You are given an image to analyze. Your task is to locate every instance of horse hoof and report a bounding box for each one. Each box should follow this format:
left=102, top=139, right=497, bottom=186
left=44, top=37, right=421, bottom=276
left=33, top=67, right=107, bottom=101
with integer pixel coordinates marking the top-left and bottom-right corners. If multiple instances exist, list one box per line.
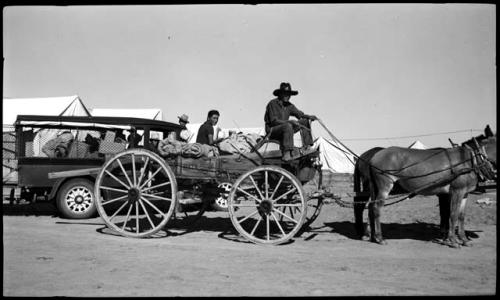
left=461, top=240, right=472, bottom=247
left=371, top=238, right=387, bottom=245
left=444, top=239, right=460, bottom=249
left=361, top=235, right=370, bottom=241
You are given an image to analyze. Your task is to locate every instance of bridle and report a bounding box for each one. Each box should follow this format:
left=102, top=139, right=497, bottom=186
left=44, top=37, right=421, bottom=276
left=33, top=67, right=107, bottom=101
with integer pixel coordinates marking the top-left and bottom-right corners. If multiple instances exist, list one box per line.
left=465, top=137, right=496, bottom=181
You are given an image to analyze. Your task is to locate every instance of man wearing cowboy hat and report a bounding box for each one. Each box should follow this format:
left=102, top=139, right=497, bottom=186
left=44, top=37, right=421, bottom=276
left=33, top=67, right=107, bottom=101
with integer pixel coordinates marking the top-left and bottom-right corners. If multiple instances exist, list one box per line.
left=177, top=113, right=193, bottom=142
left=264, top=82, right=317, bottom=161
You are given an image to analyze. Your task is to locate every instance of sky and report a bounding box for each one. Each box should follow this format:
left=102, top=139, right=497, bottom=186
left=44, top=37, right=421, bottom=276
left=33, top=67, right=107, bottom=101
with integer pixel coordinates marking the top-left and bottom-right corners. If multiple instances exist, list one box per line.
left=3, top=4, right=496, bottom=155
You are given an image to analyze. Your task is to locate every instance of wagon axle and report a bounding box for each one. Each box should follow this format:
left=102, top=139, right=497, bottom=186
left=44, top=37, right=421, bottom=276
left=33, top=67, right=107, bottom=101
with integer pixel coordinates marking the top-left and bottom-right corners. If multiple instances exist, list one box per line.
left=127, top=188, right=141, bottom=204
left=257, top=199, right=274, bottom=216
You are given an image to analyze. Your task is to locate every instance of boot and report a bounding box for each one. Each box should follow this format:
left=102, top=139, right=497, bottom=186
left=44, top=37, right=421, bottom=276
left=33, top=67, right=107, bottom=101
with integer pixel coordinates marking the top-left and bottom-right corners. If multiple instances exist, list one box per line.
left=282, top=150, right=293, bottom=161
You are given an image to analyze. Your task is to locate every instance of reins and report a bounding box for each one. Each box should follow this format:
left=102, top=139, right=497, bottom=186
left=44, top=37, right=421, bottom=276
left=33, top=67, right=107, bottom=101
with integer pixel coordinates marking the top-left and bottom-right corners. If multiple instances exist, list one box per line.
left=317, top=118, right=470, bottom=179
left=315, top=119, right=494, bottom=208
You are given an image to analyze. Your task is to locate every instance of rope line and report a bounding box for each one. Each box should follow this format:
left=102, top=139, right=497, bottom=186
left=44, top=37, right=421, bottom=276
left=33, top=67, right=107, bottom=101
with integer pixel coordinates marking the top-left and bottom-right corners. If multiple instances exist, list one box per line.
left=339, top=129, right=483, bottom=141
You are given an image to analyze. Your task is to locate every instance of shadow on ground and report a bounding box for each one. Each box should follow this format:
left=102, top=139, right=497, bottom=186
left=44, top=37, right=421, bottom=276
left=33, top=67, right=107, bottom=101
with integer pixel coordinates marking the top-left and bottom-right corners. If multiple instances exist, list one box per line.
left=322, top=221, right=480, bottom=242
left=2, top=201, right=59, bottom=217
left=4, top=202, right=481, bottom=244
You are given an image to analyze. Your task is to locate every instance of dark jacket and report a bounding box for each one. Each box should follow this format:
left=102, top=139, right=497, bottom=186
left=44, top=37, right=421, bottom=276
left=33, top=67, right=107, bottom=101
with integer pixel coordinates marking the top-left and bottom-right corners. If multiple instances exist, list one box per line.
left=264, top=98, right=305, bottom=133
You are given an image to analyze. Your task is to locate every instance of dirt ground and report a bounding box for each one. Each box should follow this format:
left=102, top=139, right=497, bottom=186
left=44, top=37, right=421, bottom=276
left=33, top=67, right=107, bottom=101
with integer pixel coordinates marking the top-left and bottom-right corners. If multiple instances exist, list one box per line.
left=3, top=189, right=496, bottom=296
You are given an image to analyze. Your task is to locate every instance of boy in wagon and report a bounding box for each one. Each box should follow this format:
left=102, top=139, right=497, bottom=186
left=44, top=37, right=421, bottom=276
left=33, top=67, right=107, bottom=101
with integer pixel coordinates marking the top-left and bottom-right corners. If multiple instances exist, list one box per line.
left=264, top=82, right=318, bottom=161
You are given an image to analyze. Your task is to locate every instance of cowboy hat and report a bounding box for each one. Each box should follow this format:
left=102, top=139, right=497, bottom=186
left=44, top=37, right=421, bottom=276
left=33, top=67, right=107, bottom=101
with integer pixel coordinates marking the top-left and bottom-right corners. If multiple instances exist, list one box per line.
left=273, top=82, right=299, bottom=97
left=177, top=114, right=189, bottom=123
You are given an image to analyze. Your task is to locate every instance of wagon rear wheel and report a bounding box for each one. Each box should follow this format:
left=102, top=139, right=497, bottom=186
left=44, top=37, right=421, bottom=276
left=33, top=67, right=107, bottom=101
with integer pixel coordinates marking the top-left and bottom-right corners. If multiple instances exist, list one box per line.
left=94, top=149, right=177, bottom=238
left=228, top=165, right=307, bottom=245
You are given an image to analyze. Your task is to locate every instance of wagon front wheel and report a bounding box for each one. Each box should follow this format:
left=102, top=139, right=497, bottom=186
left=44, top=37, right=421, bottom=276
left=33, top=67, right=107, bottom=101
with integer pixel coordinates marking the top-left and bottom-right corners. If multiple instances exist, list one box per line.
left=228, top=165, right=307, bottom=245
left=95, top=149, right=177, bottom=238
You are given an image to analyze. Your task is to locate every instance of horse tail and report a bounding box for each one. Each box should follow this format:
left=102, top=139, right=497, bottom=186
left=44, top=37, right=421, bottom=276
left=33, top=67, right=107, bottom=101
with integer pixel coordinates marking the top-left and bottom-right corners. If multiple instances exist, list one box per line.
left=354, top=147, right=384, bottom=194
left=353, top=159, right=362, bottom=193
left=353, top=154, right=370, bottom=239
left=367, top=163, right=379, bottom=201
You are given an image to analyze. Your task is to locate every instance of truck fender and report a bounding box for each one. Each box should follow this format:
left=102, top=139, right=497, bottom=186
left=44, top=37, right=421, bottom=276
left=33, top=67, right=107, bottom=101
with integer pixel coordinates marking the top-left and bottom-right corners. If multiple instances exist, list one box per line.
left=48, top=178, right=66, bottom=200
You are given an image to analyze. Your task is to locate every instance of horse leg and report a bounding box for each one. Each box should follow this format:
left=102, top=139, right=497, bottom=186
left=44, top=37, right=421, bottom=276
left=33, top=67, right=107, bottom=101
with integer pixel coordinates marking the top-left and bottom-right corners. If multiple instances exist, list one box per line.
left=367, top=179, right=378, bottom=243
left=457, top=193, right=471, bottom=246
left=371, top=194, right=388, bottom=245
left=368, top=180, right=391, bottom=245
left=438, top=194, right=450, bottom=240
left=445, top=189, right=466, bottom=248
left=354, top=195, right=369, bottom=240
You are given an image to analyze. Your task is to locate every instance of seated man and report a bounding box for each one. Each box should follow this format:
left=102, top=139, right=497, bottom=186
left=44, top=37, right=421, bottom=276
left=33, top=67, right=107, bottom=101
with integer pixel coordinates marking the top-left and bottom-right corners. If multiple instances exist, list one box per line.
left=196, top=109, right=225, bottom=146
left=177, top=113, right=194, bottom=143
left=127, top=126, right=143, bottom=149
left=264, top=82, right=317, bottom=161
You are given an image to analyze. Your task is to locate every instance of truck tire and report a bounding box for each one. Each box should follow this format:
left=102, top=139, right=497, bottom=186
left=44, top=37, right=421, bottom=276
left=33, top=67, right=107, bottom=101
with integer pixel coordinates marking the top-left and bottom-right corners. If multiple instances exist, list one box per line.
left=57, top=178, right=97, bottom=219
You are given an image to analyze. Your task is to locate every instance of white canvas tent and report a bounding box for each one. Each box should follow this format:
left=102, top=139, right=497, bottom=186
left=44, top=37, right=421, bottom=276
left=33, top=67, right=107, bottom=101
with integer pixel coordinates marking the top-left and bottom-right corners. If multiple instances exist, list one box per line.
left=3, top=95, right=91, bottom=131
left=185, top=125, right=268, bottom=144
left=91, top=108, right=163, bottom=120
left=313, top=137, right=355, bottom=173
left=408, top=140, right=427, bottom=149
left=3, top=95, right=91, bottom=185
left=184, top=123, right=202, bottom=143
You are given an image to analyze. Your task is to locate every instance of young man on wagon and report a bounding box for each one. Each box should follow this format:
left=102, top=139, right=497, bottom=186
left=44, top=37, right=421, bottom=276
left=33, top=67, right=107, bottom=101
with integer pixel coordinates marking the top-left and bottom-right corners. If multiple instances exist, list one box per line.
left=264, top=82, right=318, bottom=161
left=196, top=109, right=225, bottom=146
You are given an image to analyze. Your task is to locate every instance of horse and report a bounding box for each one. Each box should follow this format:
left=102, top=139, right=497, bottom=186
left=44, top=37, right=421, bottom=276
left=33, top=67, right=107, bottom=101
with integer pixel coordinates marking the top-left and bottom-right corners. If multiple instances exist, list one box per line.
left=353, top=130, right=496, bottom=248
left=353, top=146, right=455, bottom=241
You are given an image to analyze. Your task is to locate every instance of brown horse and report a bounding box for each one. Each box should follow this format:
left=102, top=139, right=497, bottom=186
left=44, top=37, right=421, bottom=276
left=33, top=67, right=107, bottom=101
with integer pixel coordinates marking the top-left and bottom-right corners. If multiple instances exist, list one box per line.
left=353, top=132, right=496, bottom=248
left=353, top=146, right=453, bottom=241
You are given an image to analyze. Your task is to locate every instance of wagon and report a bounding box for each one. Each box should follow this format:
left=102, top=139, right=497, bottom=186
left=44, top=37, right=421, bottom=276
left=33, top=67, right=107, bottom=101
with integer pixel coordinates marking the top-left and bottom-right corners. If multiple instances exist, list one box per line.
left=12, top=114, right=329, bottom=244
left=93, top=129, right=328, bottom=245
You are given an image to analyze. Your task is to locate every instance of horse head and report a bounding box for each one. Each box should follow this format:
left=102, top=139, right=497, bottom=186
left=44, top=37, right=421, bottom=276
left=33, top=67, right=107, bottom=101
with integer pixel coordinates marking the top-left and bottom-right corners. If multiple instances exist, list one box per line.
left=482, top=135, right=496, bottom=167
left=474, top=135, right=496, bottom=180
left=461, top=125, right=492, bottom=146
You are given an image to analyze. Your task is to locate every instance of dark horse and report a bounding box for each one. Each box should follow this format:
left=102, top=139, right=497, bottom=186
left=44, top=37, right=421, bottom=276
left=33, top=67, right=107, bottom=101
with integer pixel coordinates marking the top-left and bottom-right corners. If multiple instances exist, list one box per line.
left=353, top=127, right=496, bottom=248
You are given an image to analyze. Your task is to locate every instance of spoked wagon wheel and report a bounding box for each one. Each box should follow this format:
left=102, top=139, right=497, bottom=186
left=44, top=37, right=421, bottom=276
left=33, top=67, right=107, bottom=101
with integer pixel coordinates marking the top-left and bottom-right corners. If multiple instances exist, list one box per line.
left=300, top=197, right=324, bottom=232
left=94, top=149, right=177, bottom=238
left=298, top=173, right=325, bottom=234
left=228, top=165, right=307, bottom=245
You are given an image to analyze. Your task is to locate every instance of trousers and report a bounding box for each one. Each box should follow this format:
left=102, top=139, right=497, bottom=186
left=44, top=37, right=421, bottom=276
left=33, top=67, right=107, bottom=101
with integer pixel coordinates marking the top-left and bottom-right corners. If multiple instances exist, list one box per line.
left=267, top=118, right=313, bottom=152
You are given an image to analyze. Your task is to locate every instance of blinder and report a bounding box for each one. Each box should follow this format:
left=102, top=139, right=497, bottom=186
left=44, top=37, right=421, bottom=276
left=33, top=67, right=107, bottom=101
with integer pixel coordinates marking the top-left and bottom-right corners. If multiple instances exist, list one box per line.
left=470, top=137, right=496, bottom=181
